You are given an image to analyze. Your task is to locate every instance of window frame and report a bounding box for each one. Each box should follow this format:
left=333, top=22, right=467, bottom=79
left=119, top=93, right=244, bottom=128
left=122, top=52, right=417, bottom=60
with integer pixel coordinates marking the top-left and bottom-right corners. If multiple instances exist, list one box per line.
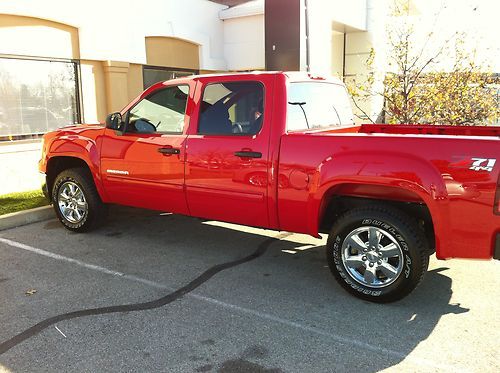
left=124, top=84, right=190, bottom=135
left=197, top=80, right=266, bottom=137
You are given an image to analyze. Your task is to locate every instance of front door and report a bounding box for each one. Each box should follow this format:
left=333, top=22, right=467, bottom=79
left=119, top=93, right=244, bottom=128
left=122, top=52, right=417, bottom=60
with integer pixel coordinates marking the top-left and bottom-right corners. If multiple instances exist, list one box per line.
left=185, top=78, right=272, bottom=227
left=100, top=83, right=193, bottom=214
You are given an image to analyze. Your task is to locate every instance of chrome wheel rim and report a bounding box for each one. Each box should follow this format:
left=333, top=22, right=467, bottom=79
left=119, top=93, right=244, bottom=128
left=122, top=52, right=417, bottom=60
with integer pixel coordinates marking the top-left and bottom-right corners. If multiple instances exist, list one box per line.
left=57, top=181, right=87, bottom=224
left=341, top=226, right=404, bottom=288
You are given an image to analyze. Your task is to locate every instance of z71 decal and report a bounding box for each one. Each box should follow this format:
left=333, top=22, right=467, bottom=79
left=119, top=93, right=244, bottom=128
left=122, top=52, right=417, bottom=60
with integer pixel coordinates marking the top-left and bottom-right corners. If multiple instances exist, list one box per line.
left=470, top=158, right=496, bottom=172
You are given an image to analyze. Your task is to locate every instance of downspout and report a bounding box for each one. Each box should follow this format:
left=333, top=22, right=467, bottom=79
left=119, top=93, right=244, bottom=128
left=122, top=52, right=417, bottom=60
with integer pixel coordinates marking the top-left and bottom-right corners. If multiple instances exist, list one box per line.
left=305, top=0, right=310, bottom=72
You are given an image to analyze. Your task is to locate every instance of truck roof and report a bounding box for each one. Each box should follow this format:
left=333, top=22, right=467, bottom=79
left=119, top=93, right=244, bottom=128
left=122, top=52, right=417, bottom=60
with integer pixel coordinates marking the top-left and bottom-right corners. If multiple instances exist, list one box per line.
left=160, top=71, right=344, bottom=85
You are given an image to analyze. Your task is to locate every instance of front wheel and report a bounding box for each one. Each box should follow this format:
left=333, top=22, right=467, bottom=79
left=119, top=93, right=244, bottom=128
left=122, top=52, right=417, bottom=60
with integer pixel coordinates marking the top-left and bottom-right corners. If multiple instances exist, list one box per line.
left=326, top=205, right=429, bottom=303
left=52, top=168, right=107, bottom=232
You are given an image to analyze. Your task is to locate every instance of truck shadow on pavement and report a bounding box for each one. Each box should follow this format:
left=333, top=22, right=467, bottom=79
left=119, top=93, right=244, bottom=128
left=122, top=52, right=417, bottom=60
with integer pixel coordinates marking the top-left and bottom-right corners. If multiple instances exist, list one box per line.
left=265, top=242, right=470, bottom=372
left=0, top=206, right=469, bottom=372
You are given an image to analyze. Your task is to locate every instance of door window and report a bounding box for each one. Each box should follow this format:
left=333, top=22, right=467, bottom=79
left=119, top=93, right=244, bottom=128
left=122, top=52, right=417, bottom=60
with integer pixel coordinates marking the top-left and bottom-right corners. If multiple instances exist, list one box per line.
left=127, top=85, right=189, bottom=134
left=198, top=81, right=264, bottom=135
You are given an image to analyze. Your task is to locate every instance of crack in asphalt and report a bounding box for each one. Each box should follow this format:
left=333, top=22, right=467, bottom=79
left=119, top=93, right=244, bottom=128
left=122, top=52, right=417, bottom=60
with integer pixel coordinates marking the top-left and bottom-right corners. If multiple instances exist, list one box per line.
left=0, top=233, right=290, bottom=355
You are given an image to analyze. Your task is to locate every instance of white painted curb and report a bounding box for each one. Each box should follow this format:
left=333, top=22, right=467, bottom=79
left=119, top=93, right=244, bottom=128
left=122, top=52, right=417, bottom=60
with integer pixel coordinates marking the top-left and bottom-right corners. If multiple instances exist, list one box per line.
left=0, top=205, right=54, bottom=231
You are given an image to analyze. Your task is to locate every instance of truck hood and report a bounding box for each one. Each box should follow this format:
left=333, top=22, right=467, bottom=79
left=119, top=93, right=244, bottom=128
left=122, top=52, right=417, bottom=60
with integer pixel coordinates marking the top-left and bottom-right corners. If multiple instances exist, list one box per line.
left=54, top=123, right=105, bottom=135
left=42, top=124, right=106, bottom=149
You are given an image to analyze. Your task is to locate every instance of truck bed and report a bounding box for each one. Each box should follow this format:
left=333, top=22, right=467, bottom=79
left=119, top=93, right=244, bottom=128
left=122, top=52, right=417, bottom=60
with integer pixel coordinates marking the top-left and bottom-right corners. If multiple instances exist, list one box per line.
left=359, top=124, right=500, bottom=137
left=320, top=124, right=500, bottom=137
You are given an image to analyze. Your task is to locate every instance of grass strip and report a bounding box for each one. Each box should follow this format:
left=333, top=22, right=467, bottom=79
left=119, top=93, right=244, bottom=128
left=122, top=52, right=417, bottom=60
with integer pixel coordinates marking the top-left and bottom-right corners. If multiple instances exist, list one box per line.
left=0, top=190, right=48, bottom=216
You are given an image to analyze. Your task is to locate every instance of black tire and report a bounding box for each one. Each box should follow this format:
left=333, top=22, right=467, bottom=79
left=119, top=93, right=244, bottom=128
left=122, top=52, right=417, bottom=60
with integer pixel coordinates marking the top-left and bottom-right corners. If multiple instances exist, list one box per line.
left=52, top=168, right=107, bottom=232
left=326, top=204, right=429, bottom=303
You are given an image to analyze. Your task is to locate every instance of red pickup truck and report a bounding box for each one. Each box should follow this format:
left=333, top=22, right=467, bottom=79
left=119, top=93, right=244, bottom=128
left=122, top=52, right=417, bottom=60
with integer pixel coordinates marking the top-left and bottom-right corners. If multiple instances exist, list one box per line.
left=39, top=72, right=500, bottom=302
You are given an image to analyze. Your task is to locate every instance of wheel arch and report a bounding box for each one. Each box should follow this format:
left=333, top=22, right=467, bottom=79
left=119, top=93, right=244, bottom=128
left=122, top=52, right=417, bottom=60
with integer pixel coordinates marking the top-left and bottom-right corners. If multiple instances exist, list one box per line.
left=46, top=155, right=106, bottom=202
left=317, top=183, right=438, bottom=255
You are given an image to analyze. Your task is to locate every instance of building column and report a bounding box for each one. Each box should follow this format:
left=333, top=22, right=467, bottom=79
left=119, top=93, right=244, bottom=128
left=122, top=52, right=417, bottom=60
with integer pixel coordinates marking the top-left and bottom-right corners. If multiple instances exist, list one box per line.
left=103, top=61, right=130, bottom=113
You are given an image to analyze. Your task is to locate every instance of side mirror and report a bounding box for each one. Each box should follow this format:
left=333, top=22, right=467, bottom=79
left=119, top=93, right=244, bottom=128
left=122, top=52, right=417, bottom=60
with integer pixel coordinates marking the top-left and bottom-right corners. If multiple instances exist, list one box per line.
left=105, top=112, right=123, bottom=131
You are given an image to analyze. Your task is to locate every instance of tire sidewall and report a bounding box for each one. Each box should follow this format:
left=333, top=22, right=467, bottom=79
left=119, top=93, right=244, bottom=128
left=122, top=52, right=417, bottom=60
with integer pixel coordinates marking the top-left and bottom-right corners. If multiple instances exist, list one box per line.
left=327, top=211, right=424, bottom=301
left=52, top=173, right=90, bottom=230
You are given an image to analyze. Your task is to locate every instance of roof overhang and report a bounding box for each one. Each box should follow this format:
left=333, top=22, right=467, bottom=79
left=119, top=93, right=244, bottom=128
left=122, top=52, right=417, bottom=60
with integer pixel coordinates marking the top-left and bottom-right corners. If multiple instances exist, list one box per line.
left=219, top=0, right=264, bottom=20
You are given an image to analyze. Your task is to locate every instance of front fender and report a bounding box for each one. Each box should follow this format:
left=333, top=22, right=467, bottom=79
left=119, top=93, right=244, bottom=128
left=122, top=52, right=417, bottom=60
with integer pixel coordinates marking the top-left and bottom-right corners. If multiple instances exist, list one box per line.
left=44, top=134, right=108, bottom=202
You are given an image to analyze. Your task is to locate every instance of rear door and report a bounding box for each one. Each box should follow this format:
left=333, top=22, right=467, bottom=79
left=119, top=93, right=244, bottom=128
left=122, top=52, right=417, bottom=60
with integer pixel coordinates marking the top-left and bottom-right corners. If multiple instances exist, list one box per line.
left=100, top=82, right=194, bottom=214
left=185, top=76, right=274, bottom=227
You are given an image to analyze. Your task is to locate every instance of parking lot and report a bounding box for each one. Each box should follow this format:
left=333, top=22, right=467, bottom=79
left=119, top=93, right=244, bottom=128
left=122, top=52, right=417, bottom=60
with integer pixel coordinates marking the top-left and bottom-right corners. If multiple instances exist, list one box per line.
left=0, top=206, right=498, bottom=372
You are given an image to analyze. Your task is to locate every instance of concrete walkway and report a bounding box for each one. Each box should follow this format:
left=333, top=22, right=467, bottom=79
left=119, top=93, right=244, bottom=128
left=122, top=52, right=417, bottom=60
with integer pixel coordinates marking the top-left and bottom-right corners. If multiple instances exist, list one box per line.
left=0, top=140, right=42, bottom=195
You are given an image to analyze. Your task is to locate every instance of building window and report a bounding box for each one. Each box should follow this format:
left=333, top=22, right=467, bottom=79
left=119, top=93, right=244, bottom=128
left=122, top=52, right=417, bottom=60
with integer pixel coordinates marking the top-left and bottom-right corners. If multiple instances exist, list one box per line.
left=0, top=56, right=80, bottom=141
left=143, top=66, right=197, bottom=90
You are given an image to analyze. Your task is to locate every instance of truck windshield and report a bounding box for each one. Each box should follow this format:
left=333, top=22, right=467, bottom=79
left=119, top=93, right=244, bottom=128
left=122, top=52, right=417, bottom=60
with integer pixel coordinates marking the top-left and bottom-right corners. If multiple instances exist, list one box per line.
left=287, top=82, right=354, bottom=131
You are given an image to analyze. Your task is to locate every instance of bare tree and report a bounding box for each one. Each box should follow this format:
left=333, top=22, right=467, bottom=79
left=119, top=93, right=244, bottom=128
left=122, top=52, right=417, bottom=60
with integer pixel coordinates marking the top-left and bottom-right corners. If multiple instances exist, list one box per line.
left=348, top=0, right=499, bottom=125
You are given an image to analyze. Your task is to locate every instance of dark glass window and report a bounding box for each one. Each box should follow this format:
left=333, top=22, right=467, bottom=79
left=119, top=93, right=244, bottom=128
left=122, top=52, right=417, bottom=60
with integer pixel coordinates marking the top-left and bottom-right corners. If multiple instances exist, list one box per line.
left=0, top=57, right=79, bottom=139
left=128, top=85, right=189, bottom=134
left=287, top=82, right=353, bottom=131
left=143, top=66, right=196, bottom=89
left=198, top=81, right=264, bottom=135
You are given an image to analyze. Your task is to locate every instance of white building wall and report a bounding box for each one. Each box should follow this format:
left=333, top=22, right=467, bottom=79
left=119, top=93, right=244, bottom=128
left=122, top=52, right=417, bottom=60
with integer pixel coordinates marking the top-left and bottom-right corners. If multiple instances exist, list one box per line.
left=0, top=0, right=228, bottom=70
left=223, top=15, right=265, bottom=70
left=323, top=0, right=368, bottom=31
left=330, top=31, right=344, bottom=77
left=219, top=0, right=367, bottom=73
left=344, top=0, right=389, bottom=122
left=220, top=0, right=265, bottom=71
left=306, top=0, right=367, bottom=76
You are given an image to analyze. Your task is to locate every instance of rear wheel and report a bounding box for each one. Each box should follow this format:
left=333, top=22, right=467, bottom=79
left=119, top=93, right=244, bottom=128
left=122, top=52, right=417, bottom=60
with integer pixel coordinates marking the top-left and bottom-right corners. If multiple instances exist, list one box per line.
left=52, top=168, right=107, bottom=232
left=326, top=204, right=429, bottom=303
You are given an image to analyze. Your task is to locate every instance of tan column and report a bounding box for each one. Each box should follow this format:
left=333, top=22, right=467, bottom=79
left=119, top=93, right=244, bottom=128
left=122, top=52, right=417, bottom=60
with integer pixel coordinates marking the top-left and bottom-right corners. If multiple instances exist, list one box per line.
left=103, top=61, right=130, bottom=113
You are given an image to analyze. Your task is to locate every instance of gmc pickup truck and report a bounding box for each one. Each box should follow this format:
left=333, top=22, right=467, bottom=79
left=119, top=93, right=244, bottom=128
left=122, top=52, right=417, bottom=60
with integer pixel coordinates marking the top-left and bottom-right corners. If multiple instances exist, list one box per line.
left=39, top=72, right=500, bottom=302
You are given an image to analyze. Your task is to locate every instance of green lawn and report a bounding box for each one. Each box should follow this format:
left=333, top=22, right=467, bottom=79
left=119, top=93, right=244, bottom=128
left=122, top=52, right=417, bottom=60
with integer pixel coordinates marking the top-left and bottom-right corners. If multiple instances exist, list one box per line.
left=0, top=190, right=49, bottom=216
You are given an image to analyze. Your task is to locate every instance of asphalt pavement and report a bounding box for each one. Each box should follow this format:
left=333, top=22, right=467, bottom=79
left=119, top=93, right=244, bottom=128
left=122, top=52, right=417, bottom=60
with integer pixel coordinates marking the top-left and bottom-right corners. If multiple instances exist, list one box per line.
left=0, top=206, right=498, bottom=372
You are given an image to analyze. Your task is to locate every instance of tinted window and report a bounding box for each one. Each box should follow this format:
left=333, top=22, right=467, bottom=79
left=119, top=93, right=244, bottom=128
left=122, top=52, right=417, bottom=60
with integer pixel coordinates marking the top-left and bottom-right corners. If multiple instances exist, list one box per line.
left=128, top=85, right=189, bottom=134
left=198, top=81, right=264, bottom=135
left=143, top=67, right=196, bottom=89
left=287, top=82, right=353, bottom=131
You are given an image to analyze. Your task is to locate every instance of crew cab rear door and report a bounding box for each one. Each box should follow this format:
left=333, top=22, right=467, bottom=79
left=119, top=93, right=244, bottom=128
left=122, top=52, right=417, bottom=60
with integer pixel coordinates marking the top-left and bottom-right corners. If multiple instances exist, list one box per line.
left=100, top=81, right=195, bottom=214
left=185, top=75, right=274, bottom=227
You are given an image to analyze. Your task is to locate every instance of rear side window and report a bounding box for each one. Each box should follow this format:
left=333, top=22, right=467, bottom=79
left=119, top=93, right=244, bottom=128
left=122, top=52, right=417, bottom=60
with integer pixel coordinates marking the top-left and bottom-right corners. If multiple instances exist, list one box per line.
left=287, top=82, right=353, bottom=131
left=198, top=81, right=264, bottom=135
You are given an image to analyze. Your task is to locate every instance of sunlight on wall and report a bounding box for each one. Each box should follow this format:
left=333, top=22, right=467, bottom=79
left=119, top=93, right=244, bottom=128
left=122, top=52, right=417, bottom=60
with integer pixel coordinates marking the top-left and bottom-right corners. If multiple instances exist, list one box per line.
left=0, top=364, right=13, bottom=372
left=0, top=15, right=79, bottom=59
left=0, top=26, right=73, bottom=58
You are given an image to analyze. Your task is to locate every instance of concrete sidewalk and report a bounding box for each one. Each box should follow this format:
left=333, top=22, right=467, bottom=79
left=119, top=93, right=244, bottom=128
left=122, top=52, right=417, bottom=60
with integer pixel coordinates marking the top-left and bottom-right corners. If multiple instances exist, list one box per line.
left=0, top=140, right=42, bottom=195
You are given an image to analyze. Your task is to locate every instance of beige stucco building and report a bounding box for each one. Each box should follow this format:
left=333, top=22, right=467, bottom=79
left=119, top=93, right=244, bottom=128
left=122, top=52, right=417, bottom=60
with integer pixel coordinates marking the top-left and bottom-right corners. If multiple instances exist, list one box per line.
left=0, top=0, right=370, bottom=140
left=1, top=0, right=497, bottom=141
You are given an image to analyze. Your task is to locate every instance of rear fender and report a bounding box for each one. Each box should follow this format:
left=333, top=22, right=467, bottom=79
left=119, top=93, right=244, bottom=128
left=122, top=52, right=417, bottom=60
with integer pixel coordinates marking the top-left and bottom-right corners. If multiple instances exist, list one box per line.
left=311, top=151, right=450, bottom=256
